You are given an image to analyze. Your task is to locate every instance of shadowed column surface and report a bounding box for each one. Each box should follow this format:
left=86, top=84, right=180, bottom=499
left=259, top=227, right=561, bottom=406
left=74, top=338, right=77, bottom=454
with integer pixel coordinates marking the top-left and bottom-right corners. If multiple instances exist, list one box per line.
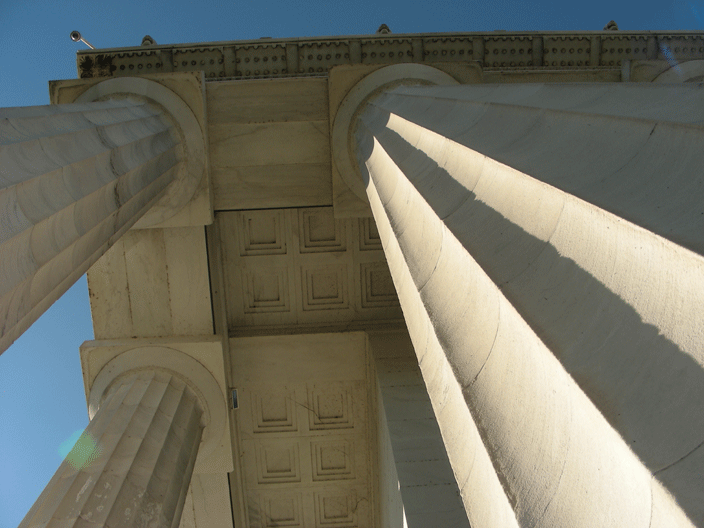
left=355, top=83, right=704, bottom=527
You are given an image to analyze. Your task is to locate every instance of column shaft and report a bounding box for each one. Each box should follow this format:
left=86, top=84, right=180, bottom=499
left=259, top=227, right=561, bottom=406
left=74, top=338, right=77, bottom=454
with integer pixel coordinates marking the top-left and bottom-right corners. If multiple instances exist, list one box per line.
left=0, top=98, right=182, bottom=354
left=19, top=370, right=203, bottom=528
left=355, top=83, right=704, bottom=527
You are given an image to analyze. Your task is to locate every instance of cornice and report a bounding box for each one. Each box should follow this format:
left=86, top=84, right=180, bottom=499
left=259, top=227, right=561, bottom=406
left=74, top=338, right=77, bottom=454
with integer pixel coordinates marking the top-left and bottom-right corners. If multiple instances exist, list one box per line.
left=76, top=31, right=704, bottom=80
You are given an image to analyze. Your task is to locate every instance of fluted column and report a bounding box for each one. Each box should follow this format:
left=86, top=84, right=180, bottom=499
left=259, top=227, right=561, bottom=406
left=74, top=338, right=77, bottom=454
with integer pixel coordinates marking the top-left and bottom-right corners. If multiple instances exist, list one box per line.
left=354, top=83, right=704, bottom=527
left=0, top=97, right=183, bottom=354
left=19, top=370, right=203, bottom=528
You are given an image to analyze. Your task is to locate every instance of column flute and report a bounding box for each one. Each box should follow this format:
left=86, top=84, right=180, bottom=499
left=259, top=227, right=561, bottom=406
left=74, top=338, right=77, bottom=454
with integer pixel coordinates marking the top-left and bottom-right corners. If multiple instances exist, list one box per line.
left=343, top=74, right=704, bottom=527
left=0, top=81, right=198, bottom=355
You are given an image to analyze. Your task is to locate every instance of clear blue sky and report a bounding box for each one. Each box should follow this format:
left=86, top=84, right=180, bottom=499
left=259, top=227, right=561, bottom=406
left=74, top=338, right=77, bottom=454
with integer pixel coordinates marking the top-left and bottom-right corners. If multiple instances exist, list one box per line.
left=0, top=0, right=701, bottom=526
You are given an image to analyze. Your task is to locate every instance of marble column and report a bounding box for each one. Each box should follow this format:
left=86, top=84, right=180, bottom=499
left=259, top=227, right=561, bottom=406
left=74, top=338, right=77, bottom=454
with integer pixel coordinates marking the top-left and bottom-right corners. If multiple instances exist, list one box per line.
left=19, top=370, right=203, bottom=528
left=355, top=83, right=704, bottom=527
left=0, top=97, right=182, bottom=354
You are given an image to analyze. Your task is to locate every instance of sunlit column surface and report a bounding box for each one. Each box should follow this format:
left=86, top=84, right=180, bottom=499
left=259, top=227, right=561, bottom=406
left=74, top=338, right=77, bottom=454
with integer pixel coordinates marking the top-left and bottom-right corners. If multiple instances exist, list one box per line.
left=19, top=370, right=203, bottom=528
left=355, top=83, right=704, bottom=527
left=0, top=98, right=182, bottom=354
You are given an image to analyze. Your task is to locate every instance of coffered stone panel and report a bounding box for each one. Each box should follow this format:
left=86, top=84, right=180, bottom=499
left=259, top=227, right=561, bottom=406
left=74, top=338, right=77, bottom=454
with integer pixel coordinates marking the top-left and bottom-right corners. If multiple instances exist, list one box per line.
left=358, top=218, right=382, bottom=251
left=360, top=262, right=398, bottom=308
left=217, top=207, right=402, bottom=335
left=311, top=438, right=356, bottom=481
left=299, top=208, right=346, bottom=253
left=243, top=268, right=290, bottom=314
left=314, top=490, right=360, bottom=527
left=250, top=390, right=299, bottom=433
left=303, top=265, right=349, bottom=311
left=230, top=333, right=375, bottom=528
left=255, top=440, right=302, bottom=484
left=308, top=383, right=355, bottom=431
left=238, top=210, right=288, bottom=256
left=255, top=492, right=304, bottom=527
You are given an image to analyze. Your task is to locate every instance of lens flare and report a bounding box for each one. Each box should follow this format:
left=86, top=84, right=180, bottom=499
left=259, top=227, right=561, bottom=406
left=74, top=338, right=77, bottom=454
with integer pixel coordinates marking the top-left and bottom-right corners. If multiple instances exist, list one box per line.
left=659, top=44, right=683, bottom=79
left=58, top=429, right=102, bottom=470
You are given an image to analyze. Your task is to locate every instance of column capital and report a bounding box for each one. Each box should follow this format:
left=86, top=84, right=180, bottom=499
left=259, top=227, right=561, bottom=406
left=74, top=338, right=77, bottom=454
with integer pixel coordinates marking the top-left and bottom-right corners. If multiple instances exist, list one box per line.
left=80, top=335, right=232, bottom=474
left=331, top=64, right=458, bottom=204
left=51, top=72, right=211, bottom=228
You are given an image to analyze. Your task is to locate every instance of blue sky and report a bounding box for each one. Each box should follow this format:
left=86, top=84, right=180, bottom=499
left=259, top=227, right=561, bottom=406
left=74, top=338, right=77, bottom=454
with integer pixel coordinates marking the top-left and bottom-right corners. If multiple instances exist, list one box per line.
left=0, top=0, right=701, bottom=526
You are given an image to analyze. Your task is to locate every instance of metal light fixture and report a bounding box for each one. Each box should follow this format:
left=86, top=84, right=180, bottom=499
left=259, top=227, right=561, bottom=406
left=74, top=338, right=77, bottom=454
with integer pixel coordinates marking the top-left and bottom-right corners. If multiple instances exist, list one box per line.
left=70, top=31, right=95, bottom=49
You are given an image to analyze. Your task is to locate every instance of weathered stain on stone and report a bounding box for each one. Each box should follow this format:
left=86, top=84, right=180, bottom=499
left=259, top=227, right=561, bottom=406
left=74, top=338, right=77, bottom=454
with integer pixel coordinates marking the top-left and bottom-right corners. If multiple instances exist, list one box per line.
left=79, top=54, right=116, bottom=78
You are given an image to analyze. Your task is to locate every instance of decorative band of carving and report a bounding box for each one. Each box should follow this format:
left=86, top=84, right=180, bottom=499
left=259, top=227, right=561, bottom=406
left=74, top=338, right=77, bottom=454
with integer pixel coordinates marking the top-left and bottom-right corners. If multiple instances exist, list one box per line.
left=76, top=32, right=704, bottom=80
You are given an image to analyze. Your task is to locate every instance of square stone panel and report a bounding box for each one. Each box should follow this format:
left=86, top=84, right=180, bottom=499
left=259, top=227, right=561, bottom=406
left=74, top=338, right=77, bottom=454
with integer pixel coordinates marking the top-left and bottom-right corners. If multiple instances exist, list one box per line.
left=239, top=210, right=287, bottom=256
left=311, top=438, right=355, bottom=481
left=358, top=218, right=381, bottom=251
left=250, top=492, right=304, bottom=528
left=302, top=265, right=348, bottom=310
left=265, top=494, right=302, bottom=527
left=256, top=441, right=301, bottom=484
left=314, top=490, right=358, bottom=527
left=360, top=261, right=398, bottom=308
left=231, top=337, right=373, bottom=528
left=299, top=207, right=346, bottom=253
left=251, top=390, right=298, bottom=433
left=308, top=384, right=354, bottom=431
left=243, top=269, right=290, bottom=313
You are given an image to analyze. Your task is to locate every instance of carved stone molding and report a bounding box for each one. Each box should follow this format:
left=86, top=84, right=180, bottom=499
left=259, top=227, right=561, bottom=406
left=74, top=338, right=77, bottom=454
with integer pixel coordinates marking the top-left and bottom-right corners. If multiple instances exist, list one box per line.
left=76, top=32, right=704, bottom=81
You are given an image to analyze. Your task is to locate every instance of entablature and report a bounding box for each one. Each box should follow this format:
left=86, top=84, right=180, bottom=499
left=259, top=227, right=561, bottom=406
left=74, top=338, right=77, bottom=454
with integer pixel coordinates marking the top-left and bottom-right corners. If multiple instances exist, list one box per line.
left=76, top=30, right=704, bottom=80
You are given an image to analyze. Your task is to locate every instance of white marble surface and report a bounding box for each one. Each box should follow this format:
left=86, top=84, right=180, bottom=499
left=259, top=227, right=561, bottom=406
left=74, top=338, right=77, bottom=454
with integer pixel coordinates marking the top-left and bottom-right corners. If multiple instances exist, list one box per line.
left=0, top=97, right=181, bottom=355
left=19, top=371, right=203, bottom=528
left=356, top=82, right=704, bottom=527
